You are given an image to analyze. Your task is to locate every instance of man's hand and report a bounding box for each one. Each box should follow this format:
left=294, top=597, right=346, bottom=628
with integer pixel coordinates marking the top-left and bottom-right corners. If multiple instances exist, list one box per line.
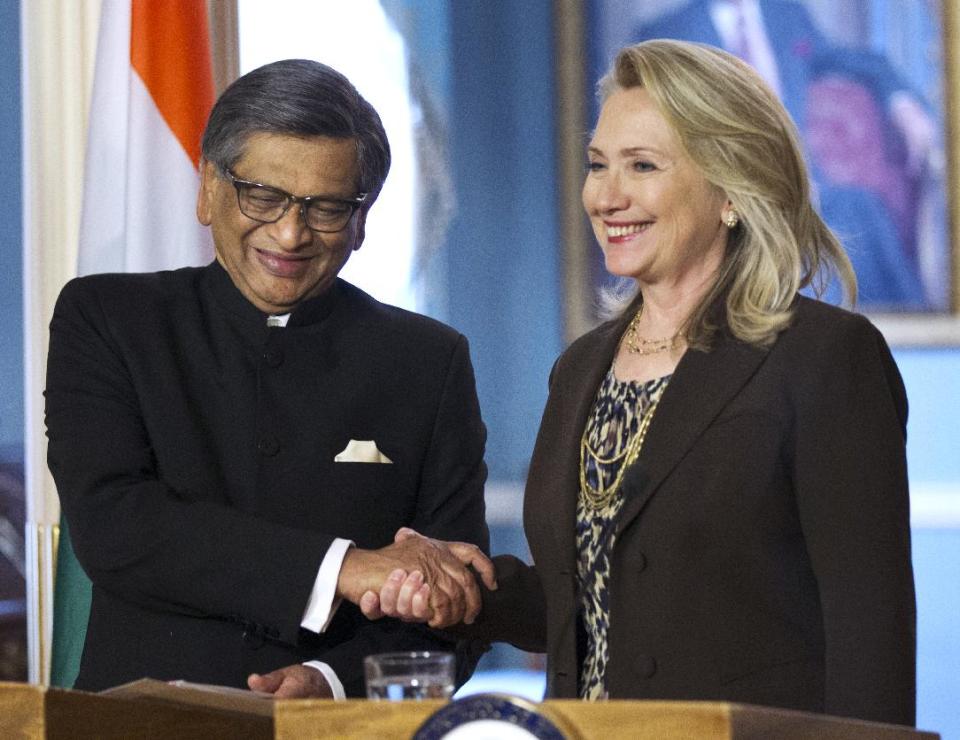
left=337, top=528, right=494, bottom=628
left=247, top=664, right=333, bottom=698
left=358, top=528, right=497, bottom=629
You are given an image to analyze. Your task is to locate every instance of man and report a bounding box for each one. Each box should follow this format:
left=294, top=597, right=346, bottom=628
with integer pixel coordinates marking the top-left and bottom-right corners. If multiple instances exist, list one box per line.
left=631, top=0, right=934, bottom=172
left=45, top=59, right=492, bottom=699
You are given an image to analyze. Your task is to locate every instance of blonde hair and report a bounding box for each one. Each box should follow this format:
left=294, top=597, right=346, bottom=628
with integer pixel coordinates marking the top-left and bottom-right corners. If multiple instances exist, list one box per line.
left=597, top=40, right=855, bottom=348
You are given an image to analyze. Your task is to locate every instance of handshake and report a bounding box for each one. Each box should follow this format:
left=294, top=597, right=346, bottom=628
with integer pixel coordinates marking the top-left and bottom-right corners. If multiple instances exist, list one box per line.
left=247, top=529, right=496, bottom=698
left=338, top=527, right=497, bottom=628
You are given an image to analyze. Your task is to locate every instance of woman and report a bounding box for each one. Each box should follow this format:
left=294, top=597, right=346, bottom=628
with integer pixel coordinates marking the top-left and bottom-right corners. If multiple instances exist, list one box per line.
left=367, top=40, right=915, bottom=725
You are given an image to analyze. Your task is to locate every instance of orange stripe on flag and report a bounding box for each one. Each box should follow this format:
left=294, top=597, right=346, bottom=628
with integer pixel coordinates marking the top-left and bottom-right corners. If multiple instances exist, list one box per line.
left=131, top=0, right=215, bottom=169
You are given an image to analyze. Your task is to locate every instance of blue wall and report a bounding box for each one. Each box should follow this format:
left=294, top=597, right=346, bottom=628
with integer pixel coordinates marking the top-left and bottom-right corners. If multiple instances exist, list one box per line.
left=895, top=348, right=960, bottom=484
left=895, top=348, right=960, bottom=739
left=912, top=528, right=960, bottom=739
left=0, top=0, right=22, bottom=456
left=0, top=0, right=25, bottom=686
left=443, top=0, right=563, bottom=480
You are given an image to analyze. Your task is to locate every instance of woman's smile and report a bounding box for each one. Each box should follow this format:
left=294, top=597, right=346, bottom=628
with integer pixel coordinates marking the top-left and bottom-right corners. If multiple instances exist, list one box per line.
left=604, top=220, right=653, bottom=242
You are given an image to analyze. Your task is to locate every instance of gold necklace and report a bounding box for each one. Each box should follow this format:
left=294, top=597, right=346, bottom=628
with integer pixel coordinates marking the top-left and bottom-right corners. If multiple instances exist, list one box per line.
left=623, top=307, right=680, bottom=355
left=579, top=396, right=660, bottom=511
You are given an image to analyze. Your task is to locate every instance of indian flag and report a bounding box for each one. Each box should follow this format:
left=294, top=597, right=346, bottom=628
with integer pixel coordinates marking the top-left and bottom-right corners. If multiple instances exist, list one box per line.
left=52, top=0, right=215, bottom=688
left=77, top=0, right=215, bottom=274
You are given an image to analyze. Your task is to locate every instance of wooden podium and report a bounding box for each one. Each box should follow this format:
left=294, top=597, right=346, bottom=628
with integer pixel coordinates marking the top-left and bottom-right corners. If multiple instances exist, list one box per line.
left=273, top=699, right=941, bottom=740
left=0, top=681, right=269, bottom=739
left=0, top=681, right=940, bottom=739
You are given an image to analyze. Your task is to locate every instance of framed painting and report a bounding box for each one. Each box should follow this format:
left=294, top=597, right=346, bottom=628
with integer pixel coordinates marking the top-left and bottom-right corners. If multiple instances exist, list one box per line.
left=557, top=0, right=960, bottom=344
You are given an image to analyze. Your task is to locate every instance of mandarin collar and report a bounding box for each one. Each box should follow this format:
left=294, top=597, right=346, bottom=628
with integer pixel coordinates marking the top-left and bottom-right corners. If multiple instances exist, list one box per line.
left=203, top=260, right=343, bottom=329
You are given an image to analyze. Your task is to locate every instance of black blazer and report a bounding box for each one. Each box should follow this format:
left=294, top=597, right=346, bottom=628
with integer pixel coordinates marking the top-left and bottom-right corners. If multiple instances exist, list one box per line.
left=474, top=297, right=915, bottom=725
left=45, top=262, right=489, bottom=695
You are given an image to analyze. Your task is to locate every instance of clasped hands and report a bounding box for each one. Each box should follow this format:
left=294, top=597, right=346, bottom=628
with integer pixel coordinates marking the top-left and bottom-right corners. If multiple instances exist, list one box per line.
left=340, top=527, right=497, bottom=628
left=246, top=528, right=493, bottom=698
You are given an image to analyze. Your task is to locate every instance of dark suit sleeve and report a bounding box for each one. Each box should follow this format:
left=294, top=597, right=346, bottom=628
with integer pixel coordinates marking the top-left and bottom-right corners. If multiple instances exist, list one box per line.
left=407, top=335, right=489, bottom=548
left=46, top=279, right=336, bottom=645
left=789, top=315, right=915, bottom=725
left=459, top=555, right=546, bottom=652
left=311, top=334, right=491, bottom=693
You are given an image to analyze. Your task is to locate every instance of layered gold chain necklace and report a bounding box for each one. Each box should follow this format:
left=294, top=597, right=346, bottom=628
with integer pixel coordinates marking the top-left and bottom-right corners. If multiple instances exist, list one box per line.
left=623, top=305, right=680, bottom=355
left=579, top=307, right=674, bottom=510
left=579, top=395, right=660, bottom=511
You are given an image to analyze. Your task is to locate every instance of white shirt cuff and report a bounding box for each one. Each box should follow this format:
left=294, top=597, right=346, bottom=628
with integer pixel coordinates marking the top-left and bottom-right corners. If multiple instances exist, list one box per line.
left=300, top=538, right=354, bottom=633
left=303, top=660, right=347, bottom=700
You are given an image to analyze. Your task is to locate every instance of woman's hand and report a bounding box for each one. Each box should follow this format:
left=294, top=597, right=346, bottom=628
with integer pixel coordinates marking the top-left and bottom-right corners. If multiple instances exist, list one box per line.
left=359, top=528, right=497, bottom=628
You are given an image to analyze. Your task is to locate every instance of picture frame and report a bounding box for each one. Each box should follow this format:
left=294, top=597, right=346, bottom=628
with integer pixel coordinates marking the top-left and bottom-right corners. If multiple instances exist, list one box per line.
left=557, top=1, right=960, bottom=345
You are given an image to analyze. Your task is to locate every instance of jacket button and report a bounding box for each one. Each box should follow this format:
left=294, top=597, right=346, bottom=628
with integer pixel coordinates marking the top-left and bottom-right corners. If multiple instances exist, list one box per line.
left=637, top=655, right=657, bottom=678
left=263, top=349, right=284, bottom=367
left=636, top=553, right=647, bottom=572
left=242, top=627, right=265, bottom=649
left=258, top=437, right=280, bottom=456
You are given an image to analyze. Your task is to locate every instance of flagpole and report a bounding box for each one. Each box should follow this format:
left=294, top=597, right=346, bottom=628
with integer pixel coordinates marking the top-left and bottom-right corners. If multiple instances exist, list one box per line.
left=208, top=0, right=240, bottom=95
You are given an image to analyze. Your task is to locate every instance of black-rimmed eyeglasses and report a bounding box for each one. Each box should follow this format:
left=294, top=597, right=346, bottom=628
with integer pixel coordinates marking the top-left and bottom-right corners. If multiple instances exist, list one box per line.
left=222, top=168, right=367, bottom=233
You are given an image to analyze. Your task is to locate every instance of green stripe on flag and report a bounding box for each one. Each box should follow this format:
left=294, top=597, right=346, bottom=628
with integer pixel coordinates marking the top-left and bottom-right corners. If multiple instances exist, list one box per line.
left=50, top=517, right=91, bottom=688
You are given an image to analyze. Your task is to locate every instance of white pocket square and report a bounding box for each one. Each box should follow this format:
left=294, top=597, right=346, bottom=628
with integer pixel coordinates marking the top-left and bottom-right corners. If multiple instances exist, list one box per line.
left=334, top=439, right=393, bottom=464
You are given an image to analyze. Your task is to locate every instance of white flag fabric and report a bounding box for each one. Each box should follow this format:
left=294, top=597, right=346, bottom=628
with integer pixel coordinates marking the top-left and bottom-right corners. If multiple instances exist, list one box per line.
left=78, top=0, right=215, bottom=276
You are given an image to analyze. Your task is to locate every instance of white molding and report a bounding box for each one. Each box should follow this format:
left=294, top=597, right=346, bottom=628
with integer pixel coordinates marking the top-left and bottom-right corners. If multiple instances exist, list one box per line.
left=485, top=480, right=960, bottom=529
left=872, top=315, right=960, bottom=348
left=910, top=484, right=960, bottom=529
left=484, top=482, right=525, bottom=525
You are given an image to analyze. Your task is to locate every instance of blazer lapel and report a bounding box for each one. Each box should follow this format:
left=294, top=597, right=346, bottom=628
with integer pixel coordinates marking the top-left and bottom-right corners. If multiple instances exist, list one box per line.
left=547, top=319, right=627, bottom=562
left=615, top=334, right=770, bottom=536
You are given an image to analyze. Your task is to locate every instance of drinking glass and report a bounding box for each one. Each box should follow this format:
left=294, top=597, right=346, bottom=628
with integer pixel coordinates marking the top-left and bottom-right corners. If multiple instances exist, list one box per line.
left=364, top=651, right=455, bottom=701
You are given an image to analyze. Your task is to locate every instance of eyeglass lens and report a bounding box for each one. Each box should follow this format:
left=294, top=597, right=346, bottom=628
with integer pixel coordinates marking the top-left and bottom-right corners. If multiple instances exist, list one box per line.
left=235, top=181, right=358, bottom=233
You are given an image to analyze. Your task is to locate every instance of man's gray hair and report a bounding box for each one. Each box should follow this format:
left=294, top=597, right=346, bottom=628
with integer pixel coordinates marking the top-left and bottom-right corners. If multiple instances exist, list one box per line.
left=201, top=58, right=391, bottom=202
